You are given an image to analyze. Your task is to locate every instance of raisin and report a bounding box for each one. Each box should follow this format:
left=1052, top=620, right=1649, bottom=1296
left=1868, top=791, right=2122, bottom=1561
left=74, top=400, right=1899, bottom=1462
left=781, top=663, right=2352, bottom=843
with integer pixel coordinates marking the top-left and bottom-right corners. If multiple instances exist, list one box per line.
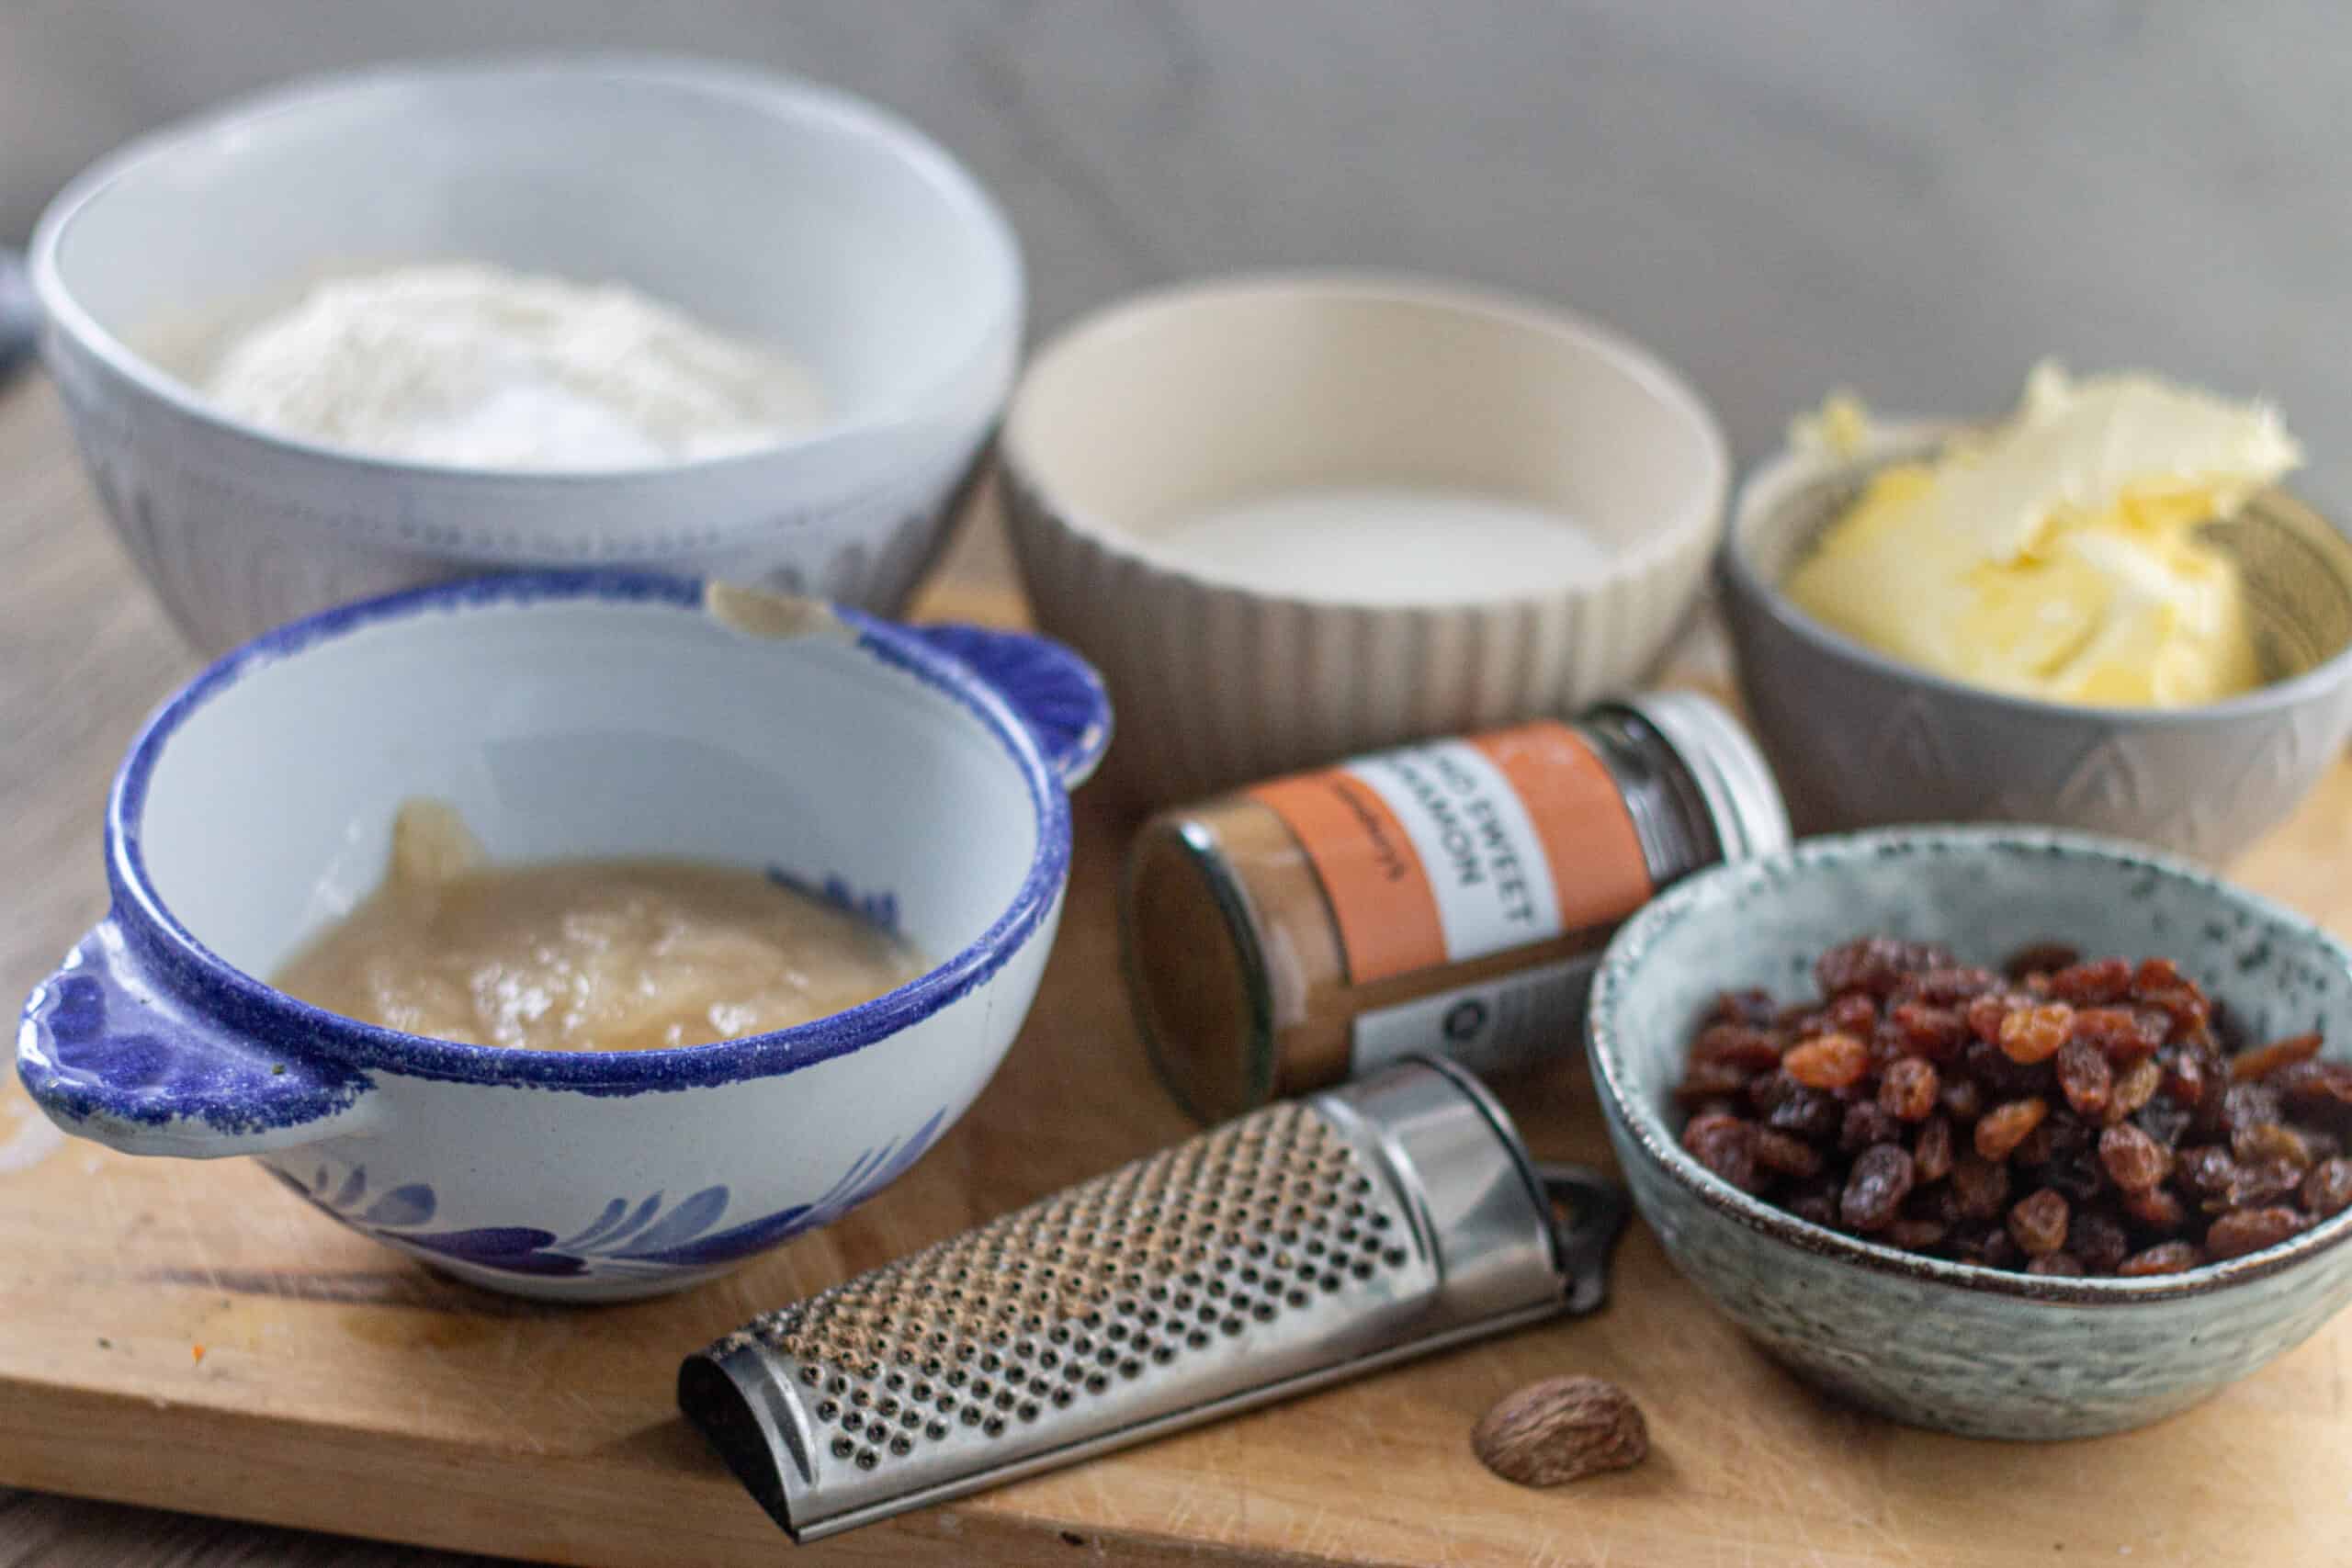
left=2068, top=1208, right=2130, bottom=1273
left=1816, top=937, right=1954, bottom=999
left=1913, top=1114, right=1956, bottom=1183
left=2138, top=1096, right=2195, bottom=1149
left=1711, top=988, right=1780, bottom=1028
left=1998, top=1003, right=2075, bottom=1064
left=1888, top=1001, right=1969, bottom=1063
left=1887, top=1215, right=1949, bottom=1249
left=1753, top=1128, right=1824, bottom=1179
left=1876, top=1057, right=1939, bottom=1122
left=2120, top=1184, right=2186, bottom=1232
left=1901, top=967, right=2005, bottom=1007
left=2117, top=1241, right=2202, bottom=1276
left=1940, top=1076, right=1985, bottom=1123
left=1974, top=1098, right=2049, bottom=1160
left=1962, top=1037, right=2050, bottom=1099
left=2040, top=1149, right=2109, bottom=1205
left=2232, top=1121, right=2312, bottom=1171
left=2047, top=958, right=2132, bottom=1005
left=2007, top=1188, right=2071, bottom=1256
left=1840, top=1144, right=1915, bottom=1233
left=2175, top=1145, right=2240, bottom=1205
left=1782, top=1032, right=1870, bottom=1090
left=2272, top=1059, right=2352, bottom=1111
left=2231, top=1032, right=2324, bottom=1082
left=2105, top=1058, right=2162, bottom=1124
left=2303, top=1158, right=2352, bottom=1219
left=1690, top=1023, right=1786, bottom=1073
left=1951, top=1153, right=2012, bottom=1220
left=2221, top=1082, right=2284, bottom=1135
left=2133, top=956, right=2189, bottom=992
left=1763, top=1083, right=1843, bottom=1142
left=1674, top=1059, right=1752, bottom=1104
left=2027, top=1251, right=2085, bottom=1277
left=2051, top=1040, right=2112, bottom=1119
left=1784, top=1179, right=1839, bottom=1229
left=2163, top=1051, right=2212, bottom=1110
left=1974, top=1229, right=2023, bottom=1270
left=2205, top=1207, right=2304, bottom=1260
left=1827, top=993, right=1880, bottom=1036
left=1840, top=1100, right=1902, bottom=1153
left=2070, top=1007, right=2164, bottom=1064
left=1965, top=994, right=2011, bottom=1046
left=1681, top=1114, right=1758, bottom=1192
left=2139, top=986, right=2211, bottom=1032
left=2003, top=942, right=2081, bottom=981
left=2098, top=1122, right=2170, bottom=1192
left=2228, top=1156, right=2306, bottom=1210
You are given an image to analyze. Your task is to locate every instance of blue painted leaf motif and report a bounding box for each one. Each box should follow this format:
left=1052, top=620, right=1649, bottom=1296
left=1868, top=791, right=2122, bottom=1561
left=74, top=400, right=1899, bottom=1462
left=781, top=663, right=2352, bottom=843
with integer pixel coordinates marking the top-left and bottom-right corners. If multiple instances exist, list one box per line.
left=258, top=1108, right=948, bottom=1280
left=395, top=1227, right=585, bottom=1277
left=554, top=1197, right=631, bottom=1251
left=358, top=1183, right=435, bottom=1228
left=618, top=1109, right=948, bottom=1268
left=599, top=1191, right=667, bottom=1250
left=616, top=1186, right=729, bottom=1255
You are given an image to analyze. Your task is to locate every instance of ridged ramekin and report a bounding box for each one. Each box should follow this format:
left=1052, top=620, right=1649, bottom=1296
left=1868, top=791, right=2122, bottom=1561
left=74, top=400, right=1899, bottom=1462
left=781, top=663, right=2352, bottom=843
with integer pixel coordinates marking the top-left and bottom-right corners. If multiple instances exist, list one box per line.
left=1000, top=274, right=1727, bottom=802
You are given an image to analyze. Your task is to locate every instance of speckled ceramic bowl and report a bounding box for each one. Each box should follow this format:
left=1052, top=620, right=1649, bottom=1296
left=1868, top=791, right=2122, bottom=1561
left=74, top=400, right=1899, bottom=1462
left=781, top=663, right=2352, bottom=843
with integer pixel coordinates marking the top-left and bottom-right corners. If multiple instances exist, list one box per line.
left=1722, top=423, right=2352, bottom=863
left=1586, top=826, right=2352, bottom=1439
left=31, top=58, right=1023, bottom=654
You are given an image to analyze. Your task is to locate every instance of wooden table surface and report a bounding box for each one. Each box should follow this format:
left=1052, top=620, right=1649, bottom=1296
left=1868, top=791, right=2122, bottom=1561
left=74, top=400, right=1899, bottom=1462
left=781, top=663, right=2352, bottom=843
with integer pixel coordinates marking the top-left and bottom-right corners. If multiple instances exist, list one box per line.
left=9, top=363, right=2352, bottom=1568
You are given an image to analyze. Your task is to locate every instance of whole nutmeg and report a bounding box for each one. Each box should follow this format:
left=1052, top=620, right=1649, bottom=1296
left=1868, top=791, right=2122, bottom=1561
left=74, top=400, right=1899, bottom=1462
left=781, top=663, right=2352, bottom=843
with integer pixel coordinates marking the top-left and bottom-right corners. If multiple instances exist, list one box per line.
left=1472, top=1375, right=1648, bottom=1487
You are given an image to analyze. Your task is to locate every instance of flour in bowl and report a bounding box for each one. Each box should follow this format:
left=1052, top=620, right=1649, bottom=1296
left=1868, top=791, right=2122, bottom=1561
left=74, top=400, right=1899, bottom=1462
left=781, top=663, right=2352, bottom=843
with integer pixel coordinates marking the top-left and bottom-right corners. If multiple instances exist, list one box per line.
left=202, top=263, right=831, bottom=469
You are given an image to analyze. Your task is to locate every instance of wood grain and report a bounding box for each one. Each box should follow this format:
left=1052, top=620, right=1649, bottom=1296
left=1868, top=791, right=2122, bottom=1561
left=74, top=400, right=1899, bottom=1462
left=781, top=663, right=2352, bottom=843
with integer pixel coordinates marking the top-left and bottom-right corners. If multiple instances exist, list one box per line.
left=6, top=367, right=2352, bottom=1566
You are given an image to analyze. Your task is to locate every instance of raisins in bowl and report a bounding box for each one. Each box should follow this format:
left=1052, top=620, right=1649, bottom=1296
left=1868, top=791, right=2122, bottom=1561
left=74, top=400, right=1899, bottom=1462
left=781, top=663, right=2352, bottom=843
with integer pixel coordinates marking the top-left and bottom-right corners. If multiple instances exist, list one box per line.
left=1669, top=936, right=2345, bottom=1279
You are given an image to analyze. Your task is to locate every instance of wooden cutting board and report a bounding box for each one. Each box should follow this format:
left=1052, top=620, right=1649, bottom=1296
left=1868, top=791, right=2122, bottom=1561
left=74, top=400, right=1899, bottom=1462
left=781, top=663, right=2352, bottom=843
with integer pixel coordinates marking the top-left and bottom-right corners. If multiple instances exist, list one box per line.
left=6, top=389, right=2352, bottom=1565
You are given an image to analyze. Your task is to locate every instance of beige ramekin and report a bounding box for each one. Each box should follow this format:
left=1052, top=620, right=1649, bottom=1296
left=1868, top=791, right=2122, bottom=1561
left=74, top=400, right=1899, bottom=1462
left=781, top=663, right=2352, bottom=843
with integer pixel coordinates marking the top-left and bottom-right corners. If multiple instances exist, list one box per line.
left=999, top=273, right=1728, bottom=802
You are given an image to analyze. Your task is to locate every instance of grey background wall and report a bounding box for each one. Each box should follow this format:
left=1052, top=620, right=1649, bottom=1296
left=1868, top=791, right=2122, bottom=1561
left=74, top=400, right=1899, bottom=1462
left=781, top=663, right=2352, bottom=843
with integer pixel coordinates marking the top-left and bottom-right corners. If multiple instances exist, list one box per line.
left=6, top=1, right=2346, bottom=501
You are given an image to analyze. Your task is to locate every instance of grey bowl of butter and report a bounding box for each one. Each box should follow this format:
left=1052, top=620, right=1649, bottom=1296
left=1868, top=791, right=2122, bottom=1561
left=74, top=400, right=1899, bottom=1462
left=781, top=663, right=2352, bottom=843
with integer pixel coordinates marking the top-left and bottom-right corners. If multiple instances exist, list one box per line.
left=1721, top=370, right=2352, bottom=864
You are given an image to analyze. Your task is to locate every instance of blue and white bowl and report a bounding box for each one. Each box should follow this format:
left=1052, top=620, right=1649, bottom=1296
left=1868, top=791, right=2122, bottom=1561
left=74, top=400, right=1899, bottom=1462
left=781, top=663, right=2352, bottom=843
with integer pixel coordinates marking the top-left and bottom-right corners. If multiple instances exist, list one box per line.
left=16, top=572, right=1109, bottom=1302
left=1588, top=826, right=2352, bottom=1438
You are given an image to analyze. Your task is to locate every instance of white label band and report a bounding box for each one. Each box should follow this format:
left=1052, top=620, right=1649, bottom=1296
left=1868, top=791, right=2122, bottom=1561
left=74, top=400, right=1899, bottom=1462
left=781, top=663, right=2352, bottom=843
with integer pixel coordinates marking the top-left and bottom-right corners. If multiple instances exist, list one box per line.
left=1347, top=739, right=1564, bottom=964
left=1349, top=953, right=1601, bottom=1079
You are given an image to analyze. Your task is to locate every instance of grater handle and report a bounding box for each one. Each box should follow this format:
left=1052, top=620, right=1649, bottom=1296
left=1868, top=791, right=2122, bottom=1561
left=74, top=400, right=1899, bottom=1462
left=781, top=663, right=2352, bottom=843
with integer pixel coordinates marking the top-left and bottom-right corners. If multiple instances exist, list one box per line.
left=1537, top=1164, right=1631, bottom=1315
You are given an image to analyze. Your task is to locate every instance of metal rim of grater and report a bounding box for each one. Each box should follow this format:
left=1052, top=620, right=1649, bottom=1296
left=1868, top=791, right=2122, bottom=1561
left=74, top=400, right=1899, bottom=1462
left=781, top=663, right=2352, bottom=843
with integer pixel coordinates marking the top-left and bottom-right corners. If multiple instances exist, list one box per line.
left=679, top=1055, right=1630, bottom=1543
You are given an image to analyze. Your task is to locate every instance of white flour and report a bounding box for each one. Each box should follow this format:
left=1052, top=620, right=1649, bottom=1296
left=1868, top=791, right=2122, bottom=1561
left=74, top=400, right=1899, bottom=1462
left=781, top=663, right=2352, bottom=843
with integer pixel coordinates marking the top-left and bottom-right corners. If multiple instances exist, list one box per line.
left=203, top=264, right=830, bottom=469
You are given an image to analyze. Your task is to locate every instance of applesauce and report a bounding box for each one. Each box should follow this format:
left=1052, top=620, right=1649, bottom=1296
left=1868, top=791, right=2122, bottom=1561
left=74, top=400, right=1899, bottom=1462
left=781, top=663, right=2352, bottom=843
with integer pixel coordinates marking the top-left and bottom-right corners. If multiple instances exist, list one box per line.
left=274, top=801, right=927, bottom=1051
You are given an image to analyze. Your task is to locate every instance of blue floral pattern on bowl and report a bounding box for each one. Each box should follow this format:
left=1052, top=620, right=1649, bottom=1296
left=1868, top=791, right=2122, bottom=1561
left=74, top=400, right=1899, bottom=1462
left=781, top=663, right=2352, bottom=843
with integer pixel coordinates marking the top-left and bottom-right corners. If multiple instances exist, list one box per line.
left=267, top=1108, right=945, bottom=1282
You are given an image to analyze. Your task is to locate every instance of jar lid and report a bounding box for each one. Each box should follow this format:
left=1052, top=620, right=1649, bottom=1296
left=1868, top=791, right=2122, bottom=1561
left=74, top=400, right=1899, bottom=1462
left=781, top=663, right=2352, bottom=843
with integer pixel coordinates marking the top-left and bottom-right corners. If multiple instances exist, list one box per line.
left=1620, top=691, right=1791, bottom=862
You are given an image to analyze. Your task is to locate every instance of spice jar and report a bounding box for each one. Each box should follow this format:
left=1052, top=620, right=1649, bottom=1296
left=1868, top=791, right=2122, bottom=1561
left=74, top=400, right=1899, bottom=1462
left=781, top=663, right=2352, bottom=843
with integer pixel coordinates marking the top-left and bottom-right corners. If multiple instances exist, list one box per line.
left=1121, top=693, right=1788, bottom=1121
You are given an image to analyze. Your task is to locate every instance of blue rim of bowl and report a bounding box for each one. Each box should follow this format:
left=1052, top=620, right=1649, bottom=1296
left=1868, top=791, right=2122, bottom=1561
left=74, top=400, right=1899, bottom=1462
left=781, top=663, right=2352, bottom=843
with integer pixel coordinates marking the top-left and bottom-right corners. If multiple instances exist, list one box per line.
left=1586, top=823, right=2352, bottom=1302
left=27, top=53, right=1025, bottom=486
left=104, top=569, right=1071, bottom=1094
left=1720, top=425, right=2352, bottom=725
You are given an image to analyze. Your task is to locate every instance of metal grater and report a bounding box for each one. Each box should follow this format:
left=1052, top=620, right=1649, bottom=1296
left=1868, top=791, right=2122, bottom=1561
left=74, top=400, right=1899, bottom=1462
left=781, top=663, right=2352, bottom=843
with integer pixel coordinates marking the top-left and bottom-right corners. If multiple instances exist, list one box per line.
left=678, top=1055, right=1628, bottom=1542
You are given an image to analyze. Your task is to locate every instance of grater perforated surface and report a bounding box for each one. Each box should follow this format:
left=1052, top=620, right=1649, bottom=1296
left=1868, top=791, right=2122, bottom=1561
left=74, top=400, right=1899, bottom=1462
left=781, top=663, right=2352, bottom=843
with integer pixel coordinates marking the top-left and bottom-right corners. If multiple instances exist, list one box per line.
left=684, top=1059, right=1609, bottom=1542
left=729, top=1100, right=1419, bottom=1473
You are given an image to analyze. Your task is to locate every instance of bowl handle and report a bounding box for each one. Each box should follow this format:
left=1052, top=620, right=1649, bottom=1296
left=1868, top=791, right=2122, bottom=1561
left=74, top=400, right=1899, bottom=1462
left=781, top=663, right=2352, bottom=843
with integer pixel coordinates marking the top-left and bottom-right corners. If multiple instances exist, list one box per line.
left=911, top=624, right=1112, bottom=789
left=16, top=919, right=378, bottom=1158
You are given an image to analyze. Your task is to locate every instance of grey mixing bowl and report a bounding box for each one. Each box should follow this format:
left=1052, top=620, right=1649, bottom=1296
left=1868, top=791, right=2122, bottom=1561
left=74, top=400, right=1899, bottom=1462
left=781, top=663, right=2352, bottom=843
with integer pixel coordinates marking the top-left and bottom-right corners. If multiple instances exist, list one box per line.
left=1586, top=826, right=2352, bottom=1439
left=1721, top=423, right=2352, bottom=863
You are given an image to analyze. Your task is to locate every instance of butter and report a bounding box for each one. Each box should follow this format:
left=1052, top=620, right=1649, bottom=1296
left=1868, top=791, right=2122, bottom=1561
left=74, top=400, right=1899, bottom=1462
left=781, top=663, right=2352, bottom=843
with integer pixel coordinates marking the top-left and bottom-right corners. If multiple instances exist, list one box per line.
left=1784, top=364, right=2301, bottom=707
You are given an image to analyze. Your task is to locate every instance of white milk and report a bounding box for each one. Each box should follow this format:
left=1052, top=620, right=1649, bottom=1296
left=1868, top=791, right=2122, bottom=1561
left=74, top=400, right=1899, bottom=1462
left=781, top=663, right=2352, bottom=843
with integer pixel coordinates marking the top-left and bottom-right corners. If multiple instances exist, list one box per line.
left=1149, top=486, right=1608, bottom=603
